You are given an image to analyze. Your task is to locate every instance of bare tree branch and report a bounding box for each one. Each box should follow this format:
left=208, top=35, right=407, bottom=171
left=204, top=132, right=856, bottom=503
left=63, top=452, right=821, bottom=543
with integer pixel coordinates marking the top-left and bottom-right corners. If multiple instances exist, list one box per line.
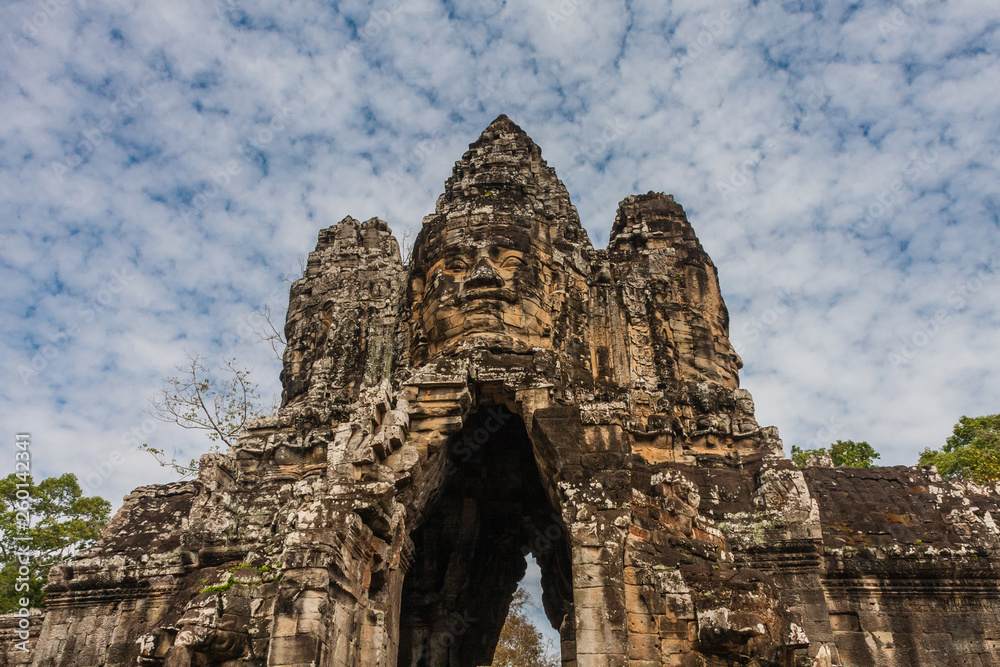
left=249, top=305, right=287, bottom=361
left=279, top=255, right=308, bottom=285
left=140, top=261, right=298, bottom=475
left=136, top=444, right=200, bottom=478
left=142, top=353, right=266, bottom=476
left=401, top=227, right=414, bottom=265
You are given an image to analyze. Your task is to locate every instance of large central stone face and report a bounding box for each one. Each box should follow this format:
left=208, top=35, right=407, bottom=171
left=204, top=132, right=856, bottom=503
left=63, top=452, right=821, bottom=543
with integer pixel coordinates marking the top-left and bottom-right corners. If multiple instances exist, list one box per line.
left=15, top=116, right=1000, bottom=667
left=413, top=218, right=551, bottom=355
left=409, top=115, right=585, bottom=363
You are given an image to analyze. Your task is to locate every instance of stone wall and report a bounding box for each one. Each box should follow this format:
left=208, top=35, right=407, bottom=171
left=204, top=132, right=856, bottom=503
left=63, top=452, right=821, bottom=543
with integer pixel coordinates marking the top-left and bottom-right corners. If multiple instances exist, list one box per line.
left=0, top=610, right=41, bottom=665
left=14, top=115, right=1000, bottom=667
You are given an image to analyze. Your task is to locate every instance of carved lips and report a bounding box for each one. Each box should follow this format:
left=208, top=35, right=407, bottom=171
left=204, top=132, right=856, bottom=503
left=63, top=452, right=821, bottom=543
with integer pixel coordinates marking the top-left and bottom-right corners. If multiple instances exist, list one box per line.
left=456, top=286, right=517, bottom=308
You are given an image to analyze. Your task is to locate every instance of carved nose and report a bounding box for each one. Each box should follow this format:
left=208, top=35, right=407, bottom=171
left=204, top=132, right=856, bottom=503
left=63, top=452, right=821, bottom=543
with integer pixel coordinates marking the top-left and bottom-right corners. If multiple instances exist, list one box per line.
left=465, top=258, right=505, bottom=289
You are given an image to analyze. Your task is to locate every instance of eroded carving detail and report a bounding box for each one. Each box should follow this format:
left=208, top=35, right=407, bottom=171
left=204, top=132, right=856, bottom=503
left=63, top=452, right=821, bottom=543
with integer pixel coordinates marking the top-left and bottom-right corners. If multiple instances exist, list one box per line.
left=13, top=115, right=1000, bottom=667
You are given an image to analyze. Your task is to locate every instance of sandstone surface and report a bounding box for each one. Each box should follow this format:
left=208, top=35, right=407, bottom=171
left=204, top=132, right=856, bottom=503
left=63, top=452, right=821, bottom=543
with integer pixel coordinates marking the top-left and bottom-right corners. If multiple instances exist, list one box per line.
left=12, top=116, right=1000, bottom=667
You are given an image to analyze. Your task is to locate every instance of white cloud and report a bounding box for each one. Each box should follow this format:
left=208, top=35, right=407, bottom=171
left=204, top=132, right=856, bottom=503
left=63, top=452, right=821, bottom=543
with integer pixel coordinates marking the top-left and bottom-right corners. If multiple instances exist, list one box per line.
left=2, top=0, right=1000, bottom=642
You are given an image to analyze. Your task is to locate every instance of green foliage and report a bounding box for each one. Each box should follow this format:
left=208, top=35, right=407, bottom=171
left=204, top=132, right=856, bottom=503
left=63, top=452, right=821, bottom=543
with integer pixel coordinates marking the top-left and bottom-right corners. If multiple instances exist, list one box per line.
left=829, top=440, right=880, bottom=468
left=490, top=588, right=558, bottom=667
left=791, top=440, right=880, bottom=468
left=226, top=561, right=278, bottom=574
left=199, top=561, right=283, bottom=593
left=201, top=579, right=235, bottom=594
left=919, top=413, right=1000, bottom=484
left=0, top=474, right=111, bottom=612
left=790, top=445, right=824, bottom=467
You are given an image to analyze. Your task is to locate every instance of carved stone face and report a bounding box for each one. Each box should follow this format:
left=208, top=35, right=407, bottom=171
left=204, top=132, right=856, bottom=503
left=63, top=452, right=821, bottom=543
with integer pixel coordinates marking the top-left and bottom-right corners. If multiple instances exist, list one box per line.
left=412, top=218, right=554, bottom=359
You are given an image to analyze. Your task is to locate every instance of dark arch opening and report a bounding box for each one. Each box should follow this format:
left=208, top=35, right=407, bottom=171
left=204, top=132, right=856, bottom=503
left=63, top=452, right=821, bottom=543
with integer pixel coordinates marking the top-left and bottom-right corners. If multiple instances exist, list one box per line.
left=397, top=404, right=574, bottom=666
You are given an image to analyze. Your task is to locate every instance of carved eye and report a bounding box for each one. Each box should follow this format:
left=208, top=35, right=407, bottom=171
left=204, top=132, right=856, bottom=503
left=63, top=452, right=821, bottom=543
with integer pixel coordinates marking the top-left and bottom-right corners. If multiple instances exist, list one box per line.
left=500, top=256, right=525, bottom=269
left=446, top=258, right=470, bottom=272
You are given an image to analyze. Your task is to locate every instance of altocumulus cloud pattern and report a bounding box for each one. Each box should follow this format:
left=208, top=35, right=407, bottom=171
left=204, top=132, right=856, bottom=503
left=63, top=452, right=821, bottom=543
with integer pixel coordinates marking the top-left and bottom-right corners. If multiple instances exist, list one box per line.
left=1, top=0, right=999, bottom=554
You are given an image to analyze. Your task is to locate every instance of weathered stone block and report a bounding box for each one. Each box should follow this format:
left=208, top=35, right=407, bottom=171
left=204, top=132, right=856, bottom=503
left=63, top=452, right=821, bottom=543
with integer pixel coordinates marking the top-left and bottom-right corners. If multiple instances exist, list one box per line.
left=19, top=114, right=1000, bottom=667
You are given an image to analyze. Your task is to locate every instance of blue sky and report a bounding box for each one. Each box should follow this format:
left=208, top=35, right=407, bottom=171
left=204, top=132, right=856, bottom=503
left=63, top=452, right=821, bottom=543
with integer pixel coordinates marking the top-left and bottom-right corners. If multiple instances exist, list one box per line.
left=2, top=0, right=999, bottom=640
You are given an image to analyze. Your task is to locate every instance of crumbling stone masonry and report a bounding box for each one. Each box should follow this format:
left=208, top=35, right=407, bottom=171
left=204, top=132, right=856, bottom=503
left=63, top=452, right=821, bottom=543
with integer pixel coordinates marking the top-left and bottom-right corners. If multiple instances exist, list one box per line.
left=12, top=116, right=1000, bottom=666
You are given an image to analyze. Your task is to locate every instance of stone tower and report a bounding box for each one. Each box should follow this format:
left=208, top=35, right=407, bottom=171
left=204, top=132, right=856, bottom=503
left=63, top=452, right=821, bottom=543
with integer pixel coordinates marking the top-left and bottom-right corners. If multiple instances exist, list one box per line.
left=13, top=116, right=1000, bottom=666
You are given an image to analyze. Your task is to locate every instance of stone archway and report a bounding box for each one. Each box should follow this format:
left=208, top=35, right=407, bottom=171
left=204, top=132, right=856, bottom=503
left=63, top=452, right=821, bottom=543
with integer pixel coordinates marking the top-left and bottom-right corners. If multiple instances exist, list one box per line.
left=397, top=404, right=574, bottom=667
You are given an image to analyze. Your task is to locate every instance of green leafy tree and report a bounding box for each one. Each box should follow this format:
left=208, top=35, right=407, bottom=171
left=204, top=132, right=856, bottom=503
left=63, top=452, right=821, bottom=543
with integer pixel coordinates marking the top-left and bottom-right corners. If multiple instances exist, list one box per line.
left=791, top=440, right=880, bottom=468
left=0, top=474, right=111, bottom=612
left=790, top=445, right=825, bottom=467
left=829, top=440, right=880, bottom=468
left=919, top=413, right=1000, bottom=484
left=491, top=588, right=559, bottom=667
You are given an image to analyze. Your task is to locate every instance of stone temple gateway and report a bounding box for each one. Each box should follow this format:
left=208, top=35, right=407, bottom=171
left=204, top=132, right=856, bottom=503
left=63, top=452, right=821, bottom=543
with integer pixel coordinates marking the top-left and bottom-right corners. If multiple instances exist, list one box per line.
left=11, top=116, right=1000, bottom=666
